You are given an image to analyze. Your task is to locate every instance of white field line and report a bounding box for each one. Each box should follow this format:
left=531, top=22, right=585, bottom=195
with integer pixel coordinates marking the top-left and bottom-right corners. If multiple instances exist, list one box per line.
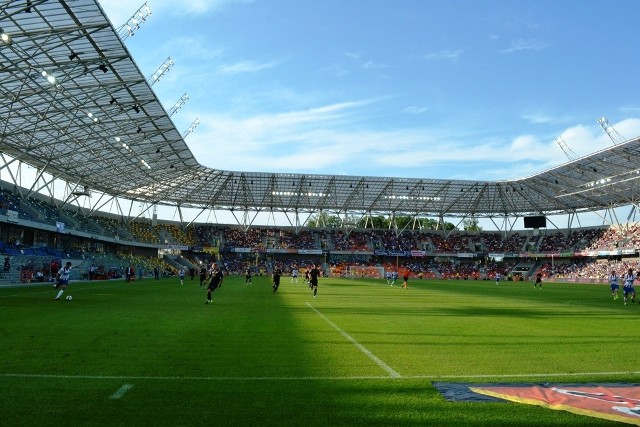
left=306, top=302, right=401, bottom=378
left=4, top=371, right=640, bottom=382
left=110, top=384, right=134, bottom=399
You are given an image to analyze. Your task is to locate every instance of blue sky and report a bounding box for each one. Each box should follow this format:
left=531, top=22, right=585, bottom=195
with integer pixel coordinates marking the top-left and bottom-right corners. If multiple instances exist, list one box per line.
left=100, top=0, right=640, bottom=182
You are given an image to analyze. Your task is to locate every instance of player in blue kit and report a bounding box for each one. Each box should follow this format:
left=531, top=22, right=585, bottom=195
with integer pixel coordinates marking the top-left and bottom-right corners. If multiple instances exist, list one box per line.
left=54, top=262, right=72, bottom=300
left=623, top=268, right=636, bottom=306
left=609, top=270, right=619, bottom=301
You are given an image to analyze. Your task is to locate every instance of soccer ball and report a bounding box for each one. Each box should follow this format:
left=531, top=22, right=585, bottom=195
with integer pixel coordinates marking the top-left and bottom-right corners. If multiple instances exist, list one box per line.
left=65, top=295, right=73, bottom=301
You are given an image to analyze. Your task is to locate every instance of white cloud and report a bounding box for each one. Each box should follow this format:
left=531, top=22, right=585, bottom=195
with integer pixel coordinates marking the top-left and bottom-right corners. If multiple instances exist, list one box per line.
left=218, top=59, right=281, bottom=75
left=422, top=49, right=464, bottom=61
left=500, top=39, right=549, bottom=54
left=191, top=108, right=640, bottom=182
left=343, top=51, right=362, bottom=60
left=321, top=63, right=349, bottom=77
left=521, top=113, right=557, bottom=125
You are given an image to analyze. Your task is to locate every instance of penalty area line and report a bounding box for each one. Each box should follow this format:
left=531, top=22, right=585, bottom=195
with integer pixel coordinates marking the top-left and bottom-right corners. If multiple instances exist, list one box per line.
left=306, top=302, right=401, bottom=378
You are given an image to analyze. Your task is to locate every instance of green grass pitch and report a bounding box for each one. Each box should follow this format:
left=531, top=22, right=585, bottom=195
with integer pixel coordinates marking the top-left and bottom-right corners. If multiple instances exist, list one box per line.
left=0, top=275, right=637, bottom=426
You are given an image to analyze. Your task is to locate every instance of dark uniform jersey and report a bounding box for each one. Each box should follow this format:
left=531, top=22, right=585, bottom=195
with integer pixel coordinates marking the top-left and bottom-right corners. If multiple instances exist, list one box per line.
left=209, top=268, right=224, bottom=289
left=309, top=267, right=320, bottom=285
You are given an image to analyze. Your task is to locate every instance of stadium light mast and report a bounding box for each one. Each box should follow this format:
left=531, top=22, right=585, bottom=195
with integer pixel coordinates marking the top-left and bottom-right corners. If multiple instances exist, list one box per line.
left=117, top=3, right=152, bottom=40
left=148, top=57, right=174, bottom=86
left=597, top=116, right=626, bottom=145
left=555, top=137, right=578, bottom=161
left=182, top=117, right=200, bottom=138
left=168, top=93, right=189, bottom=117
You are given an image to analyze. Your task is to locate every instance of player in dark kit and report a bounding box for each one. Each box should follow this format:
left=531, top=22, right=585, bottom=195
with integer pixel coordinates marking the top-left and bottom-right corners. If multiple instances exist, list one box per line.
left=534, top=272, right=542, bottom=289
left=199, top=266, right=208, bottom=288
left=245, top=267, right=252, bottom=285
left=272, top=266, right=282, bottom=293
left=206, top=262, right=224, bottom=304
left=309, top=264, right=320, bottom=298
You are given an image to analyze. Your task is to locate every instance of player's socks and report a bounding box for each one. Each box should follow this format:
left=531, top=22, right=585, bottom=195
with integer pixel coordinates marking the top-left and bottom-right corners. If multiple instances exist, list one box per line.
left=55, top=289, right=64, bottom=299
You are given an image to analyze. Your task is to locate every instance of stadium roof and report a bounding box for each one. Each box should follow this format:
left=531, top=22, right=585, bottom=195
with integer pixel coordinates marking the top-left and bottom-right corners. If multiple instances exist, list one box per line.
left=2, top=0, right=640, bottom=223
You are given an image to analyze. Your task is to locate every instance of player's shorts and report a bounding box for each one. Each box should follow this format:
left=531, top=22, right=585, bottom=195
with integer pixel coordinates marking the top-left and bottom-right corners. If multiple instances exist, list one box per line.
left=610, top=283, right=619, bottom=291
left=623, top=285, right=635, bottom=295
left=57, top=278, right=69, bottom=287
left=208, top=282, right=220, bottom=291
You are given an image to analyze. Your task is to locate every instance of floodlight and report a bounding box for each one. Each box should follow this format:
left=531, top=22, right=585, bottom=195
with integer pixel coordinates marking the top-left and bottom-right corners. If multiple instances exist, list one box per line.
left=117, top=3, right=153, bottom=40
left=0, top=28, right=10, bottom=44
left=41, top=71, right=56, bottom=84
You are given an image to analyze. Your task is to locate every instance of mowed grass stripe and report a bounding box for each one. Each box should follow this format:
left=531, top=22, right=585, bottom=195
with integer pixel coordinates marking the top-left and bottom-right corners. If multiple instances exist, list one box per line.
left=1, top=275, right=639, bottom=426
left=286, top=277, right=637, bottom=378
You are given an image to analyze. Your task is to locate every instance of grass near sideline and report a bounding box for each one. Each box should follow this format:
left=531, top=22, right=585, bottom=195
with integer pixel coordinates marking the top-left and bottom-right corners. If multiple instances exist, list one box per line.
left=1, top=275, right=638, bottom=426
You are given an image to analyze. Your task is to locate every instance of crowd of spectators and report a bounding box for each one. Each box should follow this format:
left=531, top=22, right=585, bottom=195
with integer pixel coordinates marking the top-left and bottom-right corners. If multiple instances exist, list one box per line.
left=332, top=230, right=370, bottom=251
left=278, top=230, right=317, bottom=250
left=370, top=230, right=417, bottom=251
left=538, top=258, right=640, bottom=281
left=10, top=190, right=640, bottom=286
left=429, top=233, right=470, bottom=253
left=585, top=224, right=640, bottom=251
left=481, top=232, right=528, bottom=253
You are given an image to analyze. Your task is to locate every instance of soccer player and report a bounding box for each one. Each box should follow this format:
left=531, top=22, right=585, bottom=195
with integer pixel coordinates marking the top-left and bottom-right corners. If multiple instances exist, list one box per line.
left=309, top=264, right=320, bottom=298
left=272, top=266, right=282, bottom=293
left=245, top=267, right=252, bottom=285
left=125, top=265, right=133, bottom=283
left=402, top=272, right=409, bottom=289
left=534, top=272, right=542, bottom=289
left=609, top=270, right=619, bottom=301
left=54, top=261, right=72, bottom=300
left=385, top=270, right=392, bottom=285
left=179, top=268, right=185, bottom=285
left=391, top=270, right=398, bottom=286
left=623, top=268, right=636, bottom=306
left=199, top=266, right=207, bottom=288
left=205, top=262, right=224, bottom=304
left=291, top=267, right=298, bottom=284
left=495, top=272, right=502, bottom=286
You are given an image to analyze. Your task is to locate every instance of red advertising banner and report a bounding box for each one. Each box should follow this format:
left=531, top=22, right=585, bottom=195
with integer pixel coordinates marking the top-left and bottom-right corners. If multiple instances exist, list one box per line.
left=470, top=384, right=640, bottom=425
